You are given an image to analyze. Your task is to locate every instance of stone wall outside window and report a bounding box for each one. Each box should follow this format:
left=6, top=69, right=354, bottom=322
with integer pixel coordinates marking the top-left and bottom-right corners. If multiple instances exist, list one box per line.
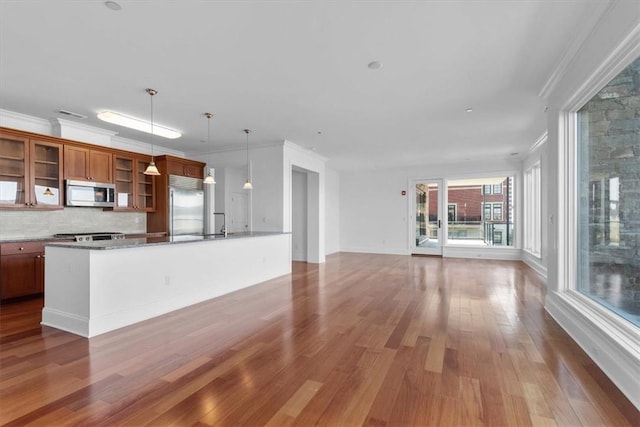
left=577, top=56, right=640, bottom=326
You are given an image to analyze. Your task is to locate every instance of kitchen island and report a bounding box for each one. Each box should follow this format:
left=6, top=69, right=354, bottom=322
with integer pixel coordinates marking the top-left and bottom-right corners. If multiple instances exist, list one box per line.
left=42, top=232, right=291, bottom=337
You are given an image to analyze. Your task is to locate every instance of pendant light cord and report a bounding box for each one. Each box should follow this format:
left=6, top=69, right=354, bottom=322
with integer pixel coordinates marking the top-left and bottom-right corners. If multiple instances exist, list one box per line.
left=245, top=129, right=251, bottom=183
left=146, top=88, right=157, bottom=161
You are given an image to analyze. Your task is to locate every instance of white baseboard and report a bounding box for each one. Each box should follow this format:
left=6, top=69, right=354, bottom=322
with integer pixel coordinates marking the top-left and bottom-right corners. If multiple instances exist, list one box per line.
left=546, top=292, right=640, bottom=410
left=41, top=308, right=89, bottom=337
left=339, top=246, right=410, bottom=256
left=442, top=245, right=521, bottom=261
left=522, top=252, right=548, bottom=279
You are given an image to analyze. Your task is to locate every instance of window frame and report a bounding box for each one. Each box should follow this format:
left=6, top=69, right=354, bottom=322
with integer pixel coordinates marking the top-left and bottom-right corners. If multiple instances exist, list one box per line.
left=482, top=202, right=492, bottom=222
left=556, top=45, right=639, bottom=352
left=523, top=161, right=541, bottom=257
left=492, top=203, right=503, bottom=221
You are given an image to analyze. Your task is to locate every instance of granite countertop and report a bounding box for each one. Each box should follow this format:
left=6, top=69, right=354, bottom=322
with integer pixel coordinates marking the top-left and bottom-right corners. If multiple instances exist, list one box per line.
left=0, top=232, right=166, bottom=244
left=0, top=236, right=74, bottom=244
left=44, top=231, right=289, bottom=250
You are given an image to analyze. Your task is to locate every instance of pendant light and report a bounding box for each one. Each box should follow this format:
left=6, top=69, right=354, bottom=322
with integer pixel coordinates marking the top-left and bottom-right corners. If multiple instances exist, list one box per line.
left=242, top=129, right=253, bottom=190
left=203, top=112, right=216, bottom=184
left=143, top=88, right=161, bottom=176
left=43, top=187, right=54, bottom=196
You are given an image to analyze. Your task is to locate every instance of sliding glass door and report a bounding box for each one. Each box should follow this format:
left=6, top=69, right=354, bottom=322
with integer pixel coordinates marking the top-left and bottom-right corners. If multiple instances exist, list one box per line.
left=411, top=179, right=443, bottom=255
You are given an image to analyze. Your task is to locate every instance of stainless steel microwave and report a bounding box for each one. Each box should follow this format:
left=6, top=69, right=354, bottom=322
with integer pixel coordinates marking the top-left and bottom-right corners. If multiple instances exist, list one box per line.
left=65, top=180, right=116, bottom=207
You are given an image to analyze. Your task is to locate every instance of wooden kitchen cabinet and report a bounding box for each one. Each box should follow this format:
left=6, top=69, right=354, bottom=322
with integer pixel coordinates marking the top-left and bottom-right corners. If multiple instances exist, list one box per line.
left=113, top=153, right=156, bottom=211
left=146, top=155, right=206, bottom=234
left=64, top=145, right=113, bottom=183
left=0, top=241, right=46, bottom=300
left=0, top=130, right=63, bottom=209
left=165, top=156, right=205, bottom=179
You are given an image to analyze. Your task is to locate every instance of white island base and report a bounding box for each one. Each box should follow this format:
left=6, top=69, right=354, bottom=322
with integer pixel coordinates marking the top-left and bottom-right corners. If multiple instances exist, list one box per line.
left=42, top=233, right=291, bottom=338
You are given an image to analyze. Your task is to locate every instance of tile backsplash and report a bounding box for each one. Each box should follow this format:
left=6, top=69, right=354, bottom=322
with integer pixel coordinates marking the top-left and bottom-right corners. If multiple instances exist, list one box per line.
left=0, top=208, right=146, bottom=239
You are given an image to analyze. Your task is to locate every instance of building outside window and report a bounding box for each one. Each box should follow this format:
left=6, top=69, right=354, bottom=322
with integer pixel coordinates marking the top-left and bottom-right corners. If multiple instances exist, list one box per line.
left=483, top=203, right=492, bottom=221
left=448, top=177, right=514, bottom=246
left=492, top=203, right=502, bottom=221
left=448, top=204, right=456, bottom=222
left=577, top=55, right=639, bottom=327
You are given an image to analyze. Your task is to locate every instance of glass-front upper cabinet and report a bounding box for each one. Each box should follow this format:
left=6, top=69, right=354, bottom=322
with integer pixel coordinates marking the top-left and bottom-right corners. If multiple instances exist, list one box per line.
left=136, top=158, right=155, bottom=211
left=30, top=139, right=63, bottom=208
left=114, top=155, right=135, bottom=209
left=112, top=153, right=155, bottom=211
left=0, top=132, right=63, bottom=209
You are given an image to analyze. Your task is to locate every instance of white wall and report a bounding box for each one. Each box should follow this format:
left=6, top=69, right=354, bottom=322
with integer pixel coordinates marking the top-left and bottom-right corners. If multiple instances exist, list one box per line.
left=339, top=158, right=521, bottom=255
left=324, top=167, right=340, bottom=255
left=208, top=144, right=284, bottom=232
left=283, top=142, right=327, bottom=263
left=522, top=134, right=548, bottom=279
left=542, top=0, right=640, bottom=409
left=292, top=170, right=307, bottom=261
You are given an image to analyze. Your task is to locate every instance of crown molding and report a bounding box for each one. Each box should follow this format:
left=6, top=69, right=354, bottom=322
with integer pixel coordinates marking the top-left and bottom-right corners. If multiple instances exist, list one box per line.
left=111, top=135, right=185, bottom=157
left=563, top=19, right=640, bottom=112
left=50, top=118, right=118, bottom=137
left=538, top=1, right=614, bottom=99
left=528, top=131, right=548, bottom=155
left=0, top=109, right=51, bottom=130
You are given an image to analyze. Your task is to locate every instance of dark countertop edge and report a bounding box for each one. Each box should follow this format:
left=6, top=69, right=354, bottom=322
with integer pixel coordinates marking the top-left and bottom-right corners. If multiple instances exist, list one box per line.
left=0, top=232, right=166, bottom=244
left=43, top=232, right=291, bottom=250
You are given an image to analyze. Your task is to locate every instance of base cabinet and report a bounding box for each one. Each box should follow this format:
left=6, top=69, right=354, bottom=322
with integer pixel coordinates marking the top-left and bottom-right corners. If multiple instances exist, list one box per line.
left=0, top=241, right=46, bottom=300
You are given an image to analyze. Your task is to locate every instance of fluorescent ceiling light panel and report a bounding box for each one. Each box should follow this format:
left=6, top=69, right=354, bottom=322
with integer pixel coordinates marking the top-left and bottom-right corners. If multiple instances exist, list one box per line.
left=97, top=111, right=182, bottom=139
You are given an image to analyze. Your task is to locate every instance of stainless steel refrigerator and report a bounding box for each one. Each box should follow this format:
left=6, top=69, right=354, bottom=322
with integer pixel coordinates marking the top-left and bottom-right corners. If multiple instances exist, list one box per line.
left=168, top=175, right=204, bottom=235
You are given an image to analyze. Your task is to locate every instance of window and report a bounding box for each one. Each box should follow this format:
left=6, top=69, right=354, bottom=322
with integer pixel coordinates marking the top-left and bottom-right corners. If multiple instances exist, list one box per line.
left=576, top=55, right=639, bottom=327
left=448, top=177, right=514, bottom=246
left=524, top=161, right=542, bottom=257
left=483, top=203, right=492, bottom=221
left=448, top=204, right=456, bottom=222
left=492, top=203, right=502, bottom=220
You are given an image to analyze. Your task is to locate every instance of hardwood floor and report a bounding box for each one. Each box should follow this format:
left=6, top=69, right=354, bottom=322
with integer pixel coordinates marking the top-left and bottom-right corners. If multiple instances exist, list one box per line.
left=0, top=253, right=637, bottom=426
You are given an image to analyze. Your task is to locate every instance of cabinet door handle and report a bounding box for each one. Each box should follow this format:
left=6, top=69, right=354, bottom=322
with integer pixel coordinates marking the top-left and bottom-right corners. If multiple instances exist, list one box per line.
left=36, top=255, right=41, bottom=259
left=19, top=247, right=24, bottom=251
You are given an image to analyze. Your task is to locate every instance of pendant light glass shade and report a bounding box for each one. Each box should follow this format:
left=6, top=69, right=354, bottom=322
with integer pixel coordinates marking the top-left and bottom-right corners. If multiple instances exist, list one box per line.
left=144, top=161, right=160, bottom=176
left=243, top=129, right=252, bottom=190
left=204, top=173, right=216, bottom=184
left=144, top=88, right=161, bottom=176
left=203, top=112, right=216, bottom=184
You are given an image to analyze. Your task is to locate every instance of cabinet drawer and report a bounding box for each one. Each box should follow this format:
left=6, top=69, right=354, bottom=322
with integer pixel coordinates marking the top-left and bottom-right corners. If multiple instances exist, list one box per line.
left=1, top=241, right=45, bottom=255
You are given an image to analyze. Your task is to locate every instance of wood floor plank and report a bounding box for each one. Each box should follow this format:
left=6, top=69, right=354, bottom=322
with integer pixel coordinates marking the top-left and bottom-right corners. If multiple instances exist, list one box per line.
left=0, top=254, right=636, bottom=426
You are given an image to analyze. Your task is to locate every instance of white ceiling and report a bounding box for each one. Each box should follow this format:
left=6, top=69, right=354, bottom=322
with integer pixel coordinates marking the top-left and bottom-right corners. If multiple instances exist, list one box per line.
left=0, top=1, right=608, bottom=171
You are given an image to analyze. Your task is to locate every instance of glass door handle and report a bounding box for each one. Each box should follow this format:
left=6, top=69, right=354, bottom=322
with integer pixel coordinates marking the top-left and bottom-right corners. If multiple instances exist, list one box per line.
left=438, top=220, right=441, bottom=228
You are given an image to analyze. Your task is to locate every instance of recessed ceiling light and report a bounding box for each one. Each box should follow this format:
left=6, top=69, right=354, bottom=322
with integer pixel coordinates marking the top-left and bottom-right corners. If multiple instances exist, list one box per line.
left=368, top=61, right=383, bottom=70
left=97, top=111, right=182, bottom=139
left=104, top=1, right=121, bottom=11
left=465, top=107, right=473, bottom=113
